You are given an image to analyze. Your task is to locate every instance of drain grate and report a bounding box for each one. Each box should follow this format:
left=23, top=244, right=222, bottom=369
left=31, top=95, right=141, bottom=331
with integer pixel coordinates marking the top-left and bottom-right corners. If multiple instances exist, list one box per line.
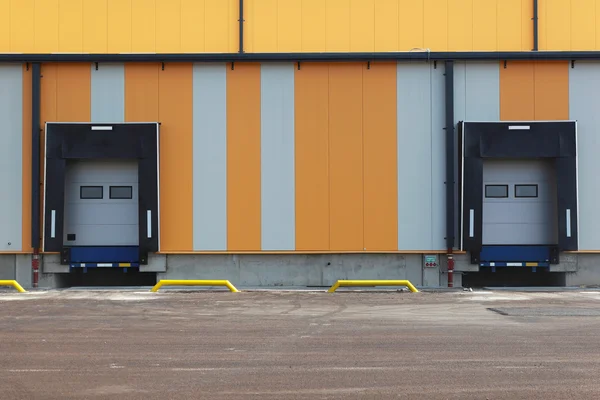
left=487, top=307, right=600, bottom=317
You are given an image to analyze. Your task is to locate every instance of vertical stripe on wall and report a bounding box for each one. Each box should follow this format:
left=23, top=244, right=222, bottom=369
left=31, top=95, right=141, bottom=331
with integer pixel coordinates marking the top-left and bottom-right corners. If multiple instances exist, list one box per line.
left=0, top=65, right=23, bottom=251
left=227, top=63, right=262, bottom=251
left=500, top=61, right=569, bottom=121
left=362, top=62, right=398, bottom=251
left=192, top=63, right=228, bottom=251
left=91, top=64, right=125, bottom=123
left=397, top=63, right=432, bottom=250
left=22, top=64, right=32, bottom=252
left=260, top=63, right=296, bottom=250
left=329, top=63, right=364, bottom=251
left=158, top=64, right=194, bottom=251
left=294, top=63, right=330, bottom=251
left=569, top=62, right=599, bottom=250
left=124, top=63, right=159, bottom=122
left=57, top=64, right=91, bottom=122
left=430, top=64, right=446, bottom=250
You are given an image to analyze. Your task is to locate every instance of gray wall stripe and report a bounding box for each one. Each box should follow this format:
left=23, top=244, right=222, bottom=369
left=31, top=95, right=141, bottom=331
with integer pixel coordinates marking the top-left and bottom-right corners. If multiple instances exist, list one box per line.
left=192, top=63, right=228, bottom=251
left=260, top=63, right=296, bottom=250
left=569, top=62, right=600, bottom=250
left=91, top=63, right=125, bottom=123
left=0, top=64, right=23, bottom=251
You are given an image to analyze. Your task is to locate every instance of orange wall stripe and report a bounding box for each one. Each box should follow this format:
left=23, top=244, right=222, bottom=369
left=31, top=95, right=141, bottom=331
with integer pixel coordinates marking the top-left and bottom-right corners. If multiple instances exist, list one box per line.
left=56, top=64, right=91, bottom=122
left=227, top=63, right=262, bottom=251
left=362, top=62, right=398, bottom=251
left=533, top=61, right=569, bottom=120
left=22, top=64, right=32, bottom=252
left=294, top=63, right=330, bottom=250
left=500, top=61, right=535, bottom=120
left=124, top=63, right=159, bottom=121
left=329, top=63, right=364, bottom=251
left=157, top=64, right=194, bottom=251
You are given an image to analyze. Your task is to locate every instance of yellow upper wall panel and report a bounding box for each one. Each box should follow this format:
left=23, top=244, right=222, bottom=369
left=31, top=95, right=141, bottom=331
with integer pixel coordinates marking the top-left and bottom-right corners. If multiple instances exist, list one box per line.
left=2, top=0, right=598, bottom=53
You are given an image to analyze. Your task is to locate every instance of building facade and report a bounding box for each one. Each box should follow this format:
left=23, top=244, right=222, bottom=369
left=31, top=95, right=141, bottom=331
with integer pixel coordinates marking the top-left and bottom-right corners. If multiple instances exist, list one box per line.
left=1, top=0, right=600, bottom=288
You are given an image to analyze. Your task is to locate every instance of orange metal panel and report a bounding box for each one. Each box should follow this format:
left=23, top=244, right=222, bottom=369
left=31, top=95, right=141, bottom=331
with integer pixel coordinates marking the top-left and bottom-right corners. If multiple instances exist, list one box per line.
left=0, top=0, right=10, bottom=52
left=545, top=0, right=570, bottom=50
left=538, top=0, right=547, bottom=50
left=398, top=0, right=424, bottom=50
left=181, top=0, right=205, bottom=52
left=424, top=0, right=448, bottom=50
left=473, top=0, right=497, bottom=50
left=124, top=64, right=159, bottom=122
left=374, top=0, right=399, bottom=51
left=156, top=0, right=181, bottom=53
left=448, top=0, right=473, bottom=51
left=204, top=0, right=231, bottom=52
left=131, top=0, right=156, bottom=53
left=157, top=64, right=194, bottom=251
left=571, top=0, right=595, bottom=50
left=22, top=65, right=32, bottom=252
left=326, top=0, right=351, bottom=51
left=497, top=0, right=522, bottom=51
left=350, top=0, right=374, bottom=52
left=328, top=63, right=364, bottom=251
left=500, top=61, right=535, bottom=121
left=294, top=64, right=330, bottom=251
left=521, top=0, right=533, bottom=51
left=56, top=64, right=90, bottom=122
left=250, top=0, right=278, bottom=52
left=226, top=64, right=261, bottom=251
left=362, top=63, right=398, bottom=251
left=107, top=0, right=132, bottom=53
left=534, top=62, right=569, bottom=120
left=302, top=0, right=327, bottom=51
left=34, top=0, right=59, bottom=53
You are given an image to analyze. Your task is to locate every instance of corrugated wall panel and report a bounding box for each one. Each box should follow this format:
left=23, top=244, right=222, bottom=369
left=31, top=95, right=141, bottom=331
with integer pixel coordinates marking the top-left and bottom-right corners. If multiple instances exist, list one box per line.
left=571, top=0, right=595, bottom=50
left=56, top=64, right=91, bottom=122
left=363, top=63, right=398, bottom=251
left=227, top=64, right=262, bottom=251
left=192, top=64, right=228, bottom=251
left=260, top=64, right=296, bottom=251
left=107, top=0, right=132, bottom=53
left=22, top=65, right=32, bottom=252
left=0, top=65, right=23, bottom=252
left=448, top=0, right=473, bottom=51
left=131, top=0, right=156, bottom=53
left=249, top=0, right=278, bottom=52
left=533, top=62, right=569, bottom=120
left=497, top=0, right=523, bottom=51
left=473, top=0, right=496, bottom=50
left=545, top=0, right=571, bottom=51
left=294, top=64, right=330, bottom=251
left=83, top=0, right=108, bottom=53
left=431, top=65, right=446, bottom=250
left=424, top=0, right=448, bottom=51
left=374, top=0, right=398, bottom=51
left=329, top=63, right=364, bottom=251
left=520, top=0, right=533, bottom=51
left=301, top=0, right=327, bottom=51
left=58, top=0, right=83, bottom=52
left=326, top=0, right=351, bottom=52
left=350, top=0, right=374, bottom=52
left=158, top=64, right=193, bottom=251
left=277, top=0, right=302, bottom=52
left=181, top=0, right=205, bottom=52
left=10, top=0, right=34, bottom=52
left=91, top=64, right=125, bottom=123
left=124, top=64, right=159, bottom=122
left=34, top=0, right=59, bottom=53
left=0, top=0, right=11, bottom=51
left=397, top=63, right=432, bottom=250
left=398, top=0, right=424, bottom=50
left=204, top=0, right=234, bottom=52
left=569, top=62, right=600, bottom=249
left=500, top=61, right=535, bottom=120
left=156, top=0, right=181, bottom=53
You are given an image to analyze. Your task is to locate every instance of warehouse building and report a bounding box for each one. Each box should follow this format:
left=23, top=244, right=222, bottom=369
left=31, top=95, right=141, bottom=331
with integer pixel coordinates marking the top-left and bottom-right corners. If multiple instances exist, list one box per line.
left=0, top=0, right=599, bottom=288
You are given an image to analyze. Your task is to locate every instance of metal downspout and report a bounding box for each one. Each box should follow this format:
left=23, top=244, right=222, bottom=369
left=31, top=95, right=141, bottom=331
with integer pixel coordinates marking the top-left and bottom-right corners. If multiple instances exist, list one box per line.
left=31, top=63, right=41, bottom=288
left=444, top=60, right=455, bottom=287
left=238, top=0, right=244, bottom=53
left=533, top=0, right=539, bottom=51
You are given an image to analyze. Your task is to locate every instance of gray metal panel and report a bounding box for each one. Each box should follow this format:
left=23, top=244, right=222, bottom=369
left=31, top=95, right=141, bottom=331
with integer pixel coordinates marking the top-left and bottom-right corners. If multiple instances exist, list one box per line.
left=569, top=62, right=600, bottom=250
left=260, top=63, right=295, bottom=250
left=64, top=160, right=139, bottom=246
left=482, top=160, right=557, bottom=245
left=0, top=65, right=23, bottom=251
left=431, top=65, right=446, bottom=250
left=192, top=64, right=228, bottom=251
left=397, top=63, right=432, bottom=250
left=91, top=64, right=125, bottom=123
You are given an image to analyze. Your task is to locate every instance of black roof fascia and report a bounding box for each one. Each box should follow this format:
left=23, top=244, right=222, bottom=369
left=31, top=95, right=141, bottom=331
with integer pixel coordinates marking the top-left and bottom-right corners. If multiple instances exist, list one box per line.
left=2, top=51, right=600, bottom=63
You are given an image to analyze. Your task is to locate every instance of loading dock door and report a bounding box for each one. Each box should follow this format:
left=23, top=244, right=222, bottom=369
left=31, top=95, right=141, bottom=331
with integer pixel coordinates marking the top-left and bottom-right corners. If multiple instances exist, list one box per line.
left=482, top=159, right=558, bottom=246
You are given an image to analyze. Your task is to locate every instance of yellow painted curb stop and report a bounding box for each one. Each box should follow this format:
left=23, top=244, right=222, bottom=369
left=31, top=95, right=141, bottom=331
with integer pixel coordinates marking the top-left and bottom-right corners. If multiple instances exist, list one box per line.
left=151, top=279, right=240, bottom=293
left=328, top=280, right=419, bottom=293
left=0, top=280, right=27, bottom=293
